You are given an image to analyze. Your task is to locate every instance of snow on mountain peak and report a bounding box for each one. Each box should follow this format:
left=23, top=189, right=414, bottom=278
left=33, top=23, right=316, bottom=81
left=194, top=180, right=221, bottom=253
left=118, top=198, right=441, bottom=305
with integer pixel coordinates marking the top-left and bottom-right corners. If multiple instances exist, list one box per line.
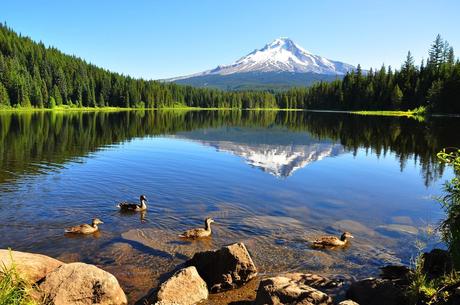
left=166, top=38, right=356, bottom=82
left=202, top=37, right=354, bottom=76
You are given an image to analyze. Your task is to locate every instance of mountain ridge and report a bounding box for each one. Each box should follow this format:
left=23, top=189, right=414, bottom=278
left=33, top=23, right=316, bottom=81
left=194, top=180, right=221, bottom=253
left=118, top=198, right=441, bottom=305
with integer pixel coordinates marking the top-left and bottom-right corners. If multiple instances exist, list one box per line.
left=166, top=37, right=355, bottom=90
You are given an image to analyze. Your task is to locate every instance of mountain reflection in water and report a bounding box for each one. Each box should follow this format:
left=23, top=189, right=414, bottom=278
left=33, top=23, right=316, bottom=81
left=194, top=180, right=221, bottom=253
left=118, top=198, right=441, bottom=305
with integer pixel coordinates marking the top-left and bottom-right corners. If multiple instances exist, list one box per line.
left=175, top=128, right=345, bottom=177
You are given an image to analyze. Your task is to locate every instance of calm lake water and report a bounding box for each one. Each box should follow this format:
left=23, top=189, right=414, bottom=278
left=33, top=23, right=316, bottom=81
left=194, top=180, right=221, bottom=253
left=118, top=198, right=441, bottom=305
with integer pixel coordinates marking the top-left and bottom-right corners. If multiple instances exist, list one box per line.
left=0, top=110, right=458, bottom=302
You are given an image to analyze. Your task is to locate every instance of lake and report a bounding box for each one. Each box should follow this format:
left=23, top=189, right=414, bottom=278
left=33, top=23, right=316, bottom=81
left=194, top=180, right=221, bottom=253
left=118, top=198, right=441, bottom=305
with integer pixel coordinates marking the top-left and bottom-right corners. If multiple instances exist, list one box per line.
left=0, top=110, right=458, bottom=302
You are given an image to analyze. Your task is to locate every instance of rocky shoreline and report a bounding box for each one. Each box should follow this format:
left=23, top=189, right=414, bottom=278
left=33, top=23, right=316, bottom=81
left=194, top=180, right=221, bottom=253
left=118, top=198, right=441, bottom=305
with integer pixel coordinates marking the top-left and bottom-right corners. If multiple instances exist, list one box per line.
left=0, top=245, right=454, bottom=305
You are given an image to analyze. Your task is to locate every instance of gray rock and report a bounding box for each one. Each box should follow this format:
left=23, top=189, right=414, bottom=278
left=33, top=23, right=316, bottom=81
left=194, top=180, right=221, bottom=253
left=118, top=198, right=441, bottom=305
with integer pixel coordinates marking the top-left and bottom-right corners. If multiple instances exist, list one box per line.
left=0, top=249, right=63, bottom=283
left=187, top=242, right=257, bottom=293
left=156, top=266, right=208, bottom=305
left=39, top=262, right=127, bottom=305
left=254, top=275, right=333, bottom=305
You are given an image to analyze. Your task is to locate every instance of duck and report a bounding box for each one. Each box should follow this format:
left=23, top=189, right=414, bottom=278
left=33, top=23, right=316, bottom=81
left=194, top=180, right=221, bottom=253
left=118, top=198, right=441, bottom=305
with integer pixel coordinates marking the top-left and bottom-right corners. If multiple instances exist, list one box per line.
left=117, top=195, right=148, bottom=212
left=179, top=218, right=215, bottom=239
left=311, top=232, right=354, bottom=248
left=65, top=218, right=104, bottom=234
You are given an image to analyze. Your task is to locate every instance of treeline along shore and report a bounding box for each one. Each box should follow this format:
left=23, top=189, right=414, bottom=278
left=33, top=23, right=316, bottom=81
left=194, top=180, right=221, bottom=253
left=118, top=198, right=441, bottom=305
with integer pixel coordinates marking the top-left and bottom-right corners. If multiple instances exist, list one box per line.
left=0, top=24, right=459, bottom=113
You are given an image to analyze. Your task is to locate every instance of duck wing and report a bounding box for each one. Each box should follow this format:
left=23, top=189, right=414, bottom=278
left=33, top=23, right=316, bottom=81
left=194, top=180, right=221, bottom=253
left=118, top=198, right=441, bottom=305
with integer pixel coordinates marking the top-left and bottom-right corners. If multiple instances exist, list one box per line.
left=117, top=202, right=139, bottom=210
left=312, top=236, right=341, bottom=247
left=65, top=223, right=91, bottom=233
left=179, top=228, right=205, bottom=238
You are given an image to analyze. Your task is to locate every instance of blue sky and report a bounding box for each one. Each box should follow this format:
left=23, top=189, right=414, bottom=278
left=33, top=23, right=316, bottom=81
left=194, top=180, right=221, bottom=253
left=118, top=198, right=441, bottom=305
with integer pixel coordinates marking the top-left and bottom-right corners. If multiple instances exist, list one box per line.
left=2, top=0, right=459, bottom=79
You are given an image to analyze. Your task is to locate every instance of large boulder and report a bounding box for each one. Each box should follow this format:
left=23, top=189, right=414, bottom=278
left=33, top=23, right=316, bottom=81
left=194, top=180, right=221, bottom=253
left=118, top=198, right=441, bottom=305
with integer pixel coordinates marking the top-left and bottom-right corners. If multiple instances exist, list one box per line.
left=254, top=275, right=333, bottom=305
left=187, top=242, right=257, bottom=293
left=347, top=278, right=407, bottom=305
left=156, top=266, right=208, bottom=305
left=39, top=262, right=127, bottom=305
left=0, top=249, right=63, bottom=283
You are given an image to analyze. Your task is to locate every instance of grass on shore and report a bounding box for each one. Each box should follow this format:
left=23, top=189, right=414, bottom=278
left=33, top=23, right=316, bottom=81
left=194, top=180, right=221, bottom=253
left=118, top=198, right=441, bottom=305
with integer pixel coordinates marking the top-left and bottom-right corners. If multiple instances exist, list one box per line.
left=351, top=106, right=427, bottom=118
left=0, top=105, right=430, bottom=118
left=0, top=254, right=38, bottom=305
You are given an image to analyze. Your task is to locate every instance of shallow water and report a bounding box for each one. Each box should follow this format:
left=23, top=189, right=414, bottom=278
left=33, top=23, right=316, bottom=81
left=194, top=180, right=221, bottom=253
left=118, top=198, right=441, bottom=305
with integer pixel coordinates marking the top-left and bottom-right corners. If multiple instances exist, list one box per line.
left=0, top=110, right=458, bottom=303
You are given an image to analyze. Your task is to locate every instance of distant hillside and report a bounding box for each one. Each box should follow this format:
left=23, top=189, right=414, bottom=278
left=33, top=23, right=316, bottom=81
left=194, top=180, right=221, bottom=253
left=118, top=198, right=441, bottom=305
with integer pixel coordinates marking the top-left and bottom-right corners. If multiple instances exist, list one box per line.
left=173, top=71, right=340, bottom=91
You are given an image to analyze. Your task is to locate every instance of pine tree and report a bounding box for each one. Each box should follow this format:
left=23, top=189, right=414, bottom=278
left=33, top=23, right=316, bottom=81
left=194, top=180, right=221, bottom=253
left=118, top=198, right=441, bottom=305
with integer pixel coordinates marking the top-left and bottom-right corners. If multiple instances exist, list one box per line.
left=0, top=82, right=10, bottom=107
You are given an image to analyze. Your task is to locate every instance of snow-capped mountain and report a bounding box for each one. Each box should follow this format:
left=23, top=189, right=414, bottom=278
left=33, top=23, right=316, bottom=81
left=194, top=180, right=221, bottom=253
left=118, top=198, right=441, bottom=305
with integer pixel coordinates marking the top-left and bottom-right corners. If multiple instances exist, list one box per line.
left=168, top=38, right=355, bottom=90
left=206, top=37, right=353, bottom=76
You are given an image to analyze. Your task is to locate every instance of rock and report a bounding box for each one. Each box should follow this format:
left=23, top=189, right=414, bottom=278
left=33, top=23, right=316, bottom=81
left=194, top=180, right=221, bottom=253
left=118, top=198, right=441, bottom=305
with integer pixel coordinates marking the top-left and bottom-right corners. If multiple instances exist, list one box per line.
left=269, top=273, right=344, bottom=300
left=0, top=249, right=63, bottom=283
left=379, top=265, right=410, bottom=285
left=422, top=248, right=453, bottom=278
left=278, top=273, right=342, bottom=290
left=347, top=278, right=408, bottom=305
left=187, top=242, right=257, bottom=293
left=376, top=224, right=418, bottom=237
left=332, top=219, right=375, bottom=236
left=390, top=216, right=413, bottom=225
left=254, top=275, right=332, bottom=305
left=39, top=262, right=127, bottom=305
left=338, top=301, right=359, bottom=305
left=156, top=266, right=208, bottom=305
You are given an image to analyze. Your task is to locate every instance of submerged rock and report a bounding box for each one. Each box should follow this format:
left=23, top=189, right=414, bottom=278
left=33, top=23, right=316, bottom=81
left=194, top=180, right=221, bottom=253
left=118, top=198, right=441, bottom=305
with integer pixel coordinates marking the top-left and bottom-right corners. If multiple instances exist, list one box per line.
left=0, top=249, right=63, bottom=283
left=156, top=266, right=208, bottom=305
left=187, top=242, right=258, bottom=293
left=39, top=262, right=127, bottom=305
left=332, top=219, right=375, bottom=236
left=254, top=275, right=333, bottom=305
left=376, top=224, right=418, bottom=237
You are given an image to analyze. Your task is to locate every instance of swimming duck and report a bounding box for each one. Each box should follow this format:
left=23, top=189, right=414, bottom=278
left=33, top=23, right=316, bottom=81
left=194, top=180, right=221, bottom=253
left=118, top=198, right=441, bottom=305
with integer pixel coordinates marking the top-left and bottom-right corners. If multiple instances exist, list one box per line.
left=312, top=232, right=354, bottom=248
left=117, top=195, right=148, bottom=212
left=179, top=218, right=215, bottom=238
left=65, top=218, right=104, bottom=234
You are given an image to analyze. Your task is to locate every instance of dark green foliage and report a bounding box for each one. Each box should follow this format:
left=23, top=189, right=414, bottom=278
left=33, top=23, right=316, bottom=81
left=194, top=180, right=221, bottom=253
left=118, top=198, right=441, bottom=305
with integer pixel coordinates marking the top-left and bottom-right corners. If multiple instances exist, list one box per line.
left=0, top=24, right=459, bottom=113
left=0, top=82, right=9, bottom=107
left=0, top=24, right=278, bottom=110
left=277, top=36, right=460, bottom=113
left=437, top=149, right=460, bottom=268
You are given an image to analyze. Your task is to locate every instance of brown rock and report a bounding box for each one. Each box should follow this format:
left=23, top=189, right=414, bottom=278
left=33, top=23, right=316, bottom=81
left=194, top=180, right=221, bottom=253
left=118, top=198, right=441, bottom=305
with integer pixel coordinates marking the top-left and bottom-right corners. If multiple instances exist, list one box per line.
left=254, top=276, right=333, bottom=305
left=279, top=273, right=342, bottom=290
left=0, top=249, right=63, bottom=283
left=156, top=266, right=208, bottom=305
left=39, top=262, right=127, bottom=305
left=187, top=242, right=257, bottom=293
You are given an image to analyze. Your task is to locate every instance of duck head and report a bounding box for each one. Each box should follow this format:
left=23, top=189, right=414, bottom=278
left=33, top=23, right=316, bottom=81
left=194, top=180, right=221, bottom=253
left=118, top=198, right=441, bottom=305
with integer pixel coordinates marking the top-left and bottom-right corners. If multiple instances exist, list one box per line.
left=340, top=232, right=354, bottom=241
left=205, top=217, right=215, bottom=229
left=92, top=218, right=104, bottom=226
left=140, top=195, right=147, bottom=202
